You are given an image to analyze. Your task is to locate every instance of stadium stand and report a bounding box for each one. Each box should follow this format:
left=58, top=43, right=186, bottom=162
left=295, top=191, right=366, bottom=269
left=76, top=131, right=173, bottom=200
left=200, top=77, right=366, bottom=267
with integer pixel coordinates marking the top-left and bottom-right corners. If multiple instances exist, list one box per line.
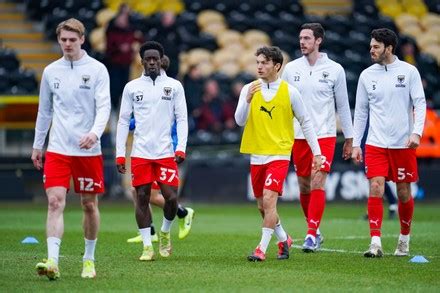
left=0, top=0, right=439, bottom=147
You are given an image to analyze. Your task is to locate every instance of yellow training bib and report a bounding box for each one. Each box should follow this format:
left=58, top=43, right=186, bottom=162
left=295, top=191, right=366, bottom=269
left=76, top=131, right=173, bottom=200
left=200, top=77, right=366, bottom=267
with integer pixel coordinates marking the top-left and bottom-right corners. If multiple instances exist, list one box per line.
left=240, top=81, right=295, bottom=155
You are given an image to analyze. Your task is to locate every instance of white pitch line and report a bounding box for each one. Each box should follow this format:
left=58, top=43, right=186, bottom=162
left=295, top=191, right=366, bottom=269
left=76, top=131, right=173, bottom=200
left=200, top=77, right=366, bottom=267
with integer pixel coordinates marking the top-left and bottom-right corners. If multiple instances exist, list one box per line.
left=289, top=235, right=439, bottom=258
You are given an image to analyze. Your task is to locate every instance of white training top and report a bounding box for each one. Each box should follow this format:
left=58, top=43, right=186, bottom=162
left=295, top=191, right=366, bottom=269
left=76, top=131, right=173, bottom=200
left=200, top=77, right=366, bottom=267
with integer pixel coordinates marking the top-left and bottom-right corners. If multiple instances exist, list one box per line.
left=235, top=78, right=321, bottom=165
left=281, top=53, right=354, bottom=140
left=116, top=73, right=188, bottom=160
left=353, top=56, right=426, bottom=148
left=33, top=51, right=111, bottom=156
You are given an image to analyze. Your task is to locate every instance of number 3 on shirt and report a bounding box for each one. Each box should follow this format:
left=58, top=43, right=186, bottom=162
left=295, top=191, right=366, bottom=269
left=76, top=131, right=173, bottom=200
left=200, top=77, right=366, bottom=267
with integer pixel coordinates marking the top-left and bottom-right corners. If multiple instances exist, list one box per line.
left=160, top=167, right=177, bottom=182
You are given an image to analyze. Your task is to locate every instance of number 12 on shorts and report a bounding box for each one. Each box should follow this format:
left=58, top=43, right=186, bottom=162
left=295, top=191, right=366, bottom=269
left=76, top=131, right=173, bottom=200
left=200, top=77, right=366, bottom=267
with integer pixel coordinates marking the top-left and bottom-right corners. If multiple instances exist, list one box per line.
left=78, top=177, right=95, bottom=191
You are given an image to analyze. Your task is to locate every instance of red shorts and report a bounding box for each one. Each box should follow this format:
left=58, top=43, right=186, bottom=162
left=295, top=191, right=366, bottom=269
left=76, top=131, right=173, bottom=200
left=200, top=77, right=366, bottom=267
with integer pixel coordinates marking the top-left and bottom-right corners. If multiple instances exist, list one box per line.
left=43, top=152, right=104, bottom=194
left=365, top=144, right=418, bottom=182
left=152, top=181, right=160, bottom=190
left=292, top=137, right=336, bottom=177
left=131, top=157, right=179, bottom=187
left=250, top=160, right=289, bottom=198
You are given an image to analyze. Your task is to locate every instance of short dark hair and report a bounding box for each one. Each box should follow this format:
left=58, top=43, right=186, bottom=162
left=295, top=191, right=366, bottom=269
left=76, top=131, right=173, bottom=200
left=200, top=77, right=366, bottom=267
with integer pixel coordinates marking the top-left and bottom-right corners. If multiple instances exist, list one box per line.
left=371, top=28, right=398, bottom=54
left=300, top=23, right=325, bottom=41
left=255, top=46, right=283, bottom=70
left=139, top=41, right=164, bottom=59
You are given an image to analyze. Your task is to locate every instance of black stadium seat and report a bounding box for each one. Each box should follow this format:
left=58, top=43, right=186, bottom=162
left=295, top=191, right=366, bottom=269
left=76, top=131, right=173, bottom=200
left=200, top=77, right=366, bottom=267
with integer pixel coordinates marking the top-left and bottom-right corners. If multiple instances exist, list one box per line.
left=10, top=69, right=38, bottom=94
left=0, top=49, right=20, bottom=72
left=0, top=68, right=10, bottom=94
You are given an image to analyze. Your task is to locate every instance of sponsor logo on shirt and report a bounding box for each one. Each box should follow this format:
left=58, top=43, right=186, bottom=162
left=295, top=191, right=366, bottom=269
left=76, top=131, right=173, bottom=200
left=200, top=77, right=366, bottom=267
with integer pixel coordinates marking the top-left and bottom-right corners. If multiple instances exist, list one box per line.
left=319, top=71, right=329, bottom=83
left=162, top=87, right=172, bottom=101
left=395, top=75, right=406, bottom=88
left=260, top=106, right=275, bottom=119
left=372, top=80, right=377, bottom=90
left=79, top=75, right=91, bottom=89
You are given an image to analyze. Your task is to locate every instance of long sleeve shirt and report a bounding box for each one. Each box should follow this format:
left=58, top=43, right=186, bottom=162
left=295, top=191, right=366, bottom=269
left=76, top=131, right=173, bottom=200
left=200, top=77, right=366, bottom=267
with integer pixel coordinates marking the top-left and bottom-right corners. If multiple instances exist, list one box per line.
left=353, top=56, right=426, bottom=148
left=33, top=51, right=111, bottom=156
left=116, top=73, right=188, bottom=159
left=281, top=53, right=354, bottom=140
left=235, top=78, right=321, bottom=164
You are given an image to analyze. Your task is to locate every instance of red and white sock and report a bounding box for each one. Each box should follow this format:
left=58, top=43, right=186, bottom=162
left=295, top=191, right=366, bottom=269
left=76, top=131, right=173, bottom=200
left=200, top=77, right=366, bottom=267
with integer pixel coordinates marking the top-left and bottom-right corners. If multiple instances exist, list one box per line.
left=398, top=197, right=414, bottom=235
left=307, top=189, right=326, bottom=237
left=368, top=197, right=383, bottom=237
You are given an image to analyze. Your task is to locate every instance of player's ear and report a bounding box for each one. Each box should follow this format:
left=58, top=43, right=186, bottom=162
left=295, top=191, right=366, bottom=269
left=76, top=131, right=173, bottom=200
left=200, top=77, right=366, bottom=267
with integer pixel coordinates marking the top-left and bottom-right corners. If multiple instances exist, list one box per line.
left=316, top=37, right=323, bottom=46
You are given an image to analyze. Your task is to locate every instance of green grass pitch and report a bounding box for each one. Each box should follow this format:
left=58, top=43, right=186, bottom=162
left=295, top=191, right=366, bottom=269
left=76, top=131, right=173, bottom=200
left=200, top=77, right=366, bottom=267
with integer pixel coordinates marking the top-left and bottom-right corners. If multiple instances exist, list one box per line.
left=0, top=201, right=439, bottom=291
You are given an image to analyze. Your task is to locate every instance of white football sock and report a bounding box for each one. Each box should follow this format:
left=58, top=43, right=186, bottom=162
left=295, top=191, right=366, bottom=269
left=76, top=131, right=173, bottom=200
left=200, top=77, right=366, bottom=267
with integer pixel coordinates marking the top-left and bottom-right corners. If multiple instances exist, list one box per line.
left=83, top=238, right=97, bottom=261
left=259, top=228, right=274, bottom=253
left=161, top=217, right=173, bottom=233
left=274, top=221, right=287, bottom=242
left=139, top=227, right=152, bottom=246
left=47, top=237, right=61, bottom=264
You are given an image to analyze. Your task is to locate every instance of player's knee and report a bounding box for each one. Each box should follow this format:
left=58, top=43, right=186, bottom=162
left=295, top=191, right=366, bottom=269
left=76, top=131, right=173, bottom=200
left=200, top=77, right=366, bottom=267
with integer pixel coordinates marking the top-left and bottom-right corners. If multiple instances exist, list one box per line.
left=47, top=195, right=65, bottom=212
left=81, top=198, right=97, bottom=213
left=397, top=185, right=411, bottom=202
left=164, top=192, right=177, bottom=204
left=298, top=180, right=311, bottom=194
left=370, top=180, right=384, bottom=196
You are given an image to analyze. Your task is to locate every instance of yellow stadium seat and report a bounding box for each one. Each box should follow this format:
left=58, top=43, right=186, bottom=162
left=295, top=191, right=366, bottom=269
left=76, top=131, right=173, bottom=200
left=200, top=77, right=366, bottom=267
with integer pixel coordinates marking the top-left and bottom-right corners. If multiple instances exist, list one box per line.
left=89, top=27, right=106, bottom=52
left=201, top=21, right=227, bottom=37
left=422, top=44, right=440, bottom=64
left=405, top=4, right=428, bottom=18
left=197, top=61, right=214, bottom=77
left=217, top=62, right=241, bottom=78
left=239, top=50, right=258, bottom=68
left=243, top=63, right=257, bottom=77
left=212, top=49, right=238, bottom=68
left=243, top=30, right=271, bottom=49
left=376, top=0, right=399, bottom=10
left=160, top=0, right=184, bottom=14
left=416, top=34, right=440, bottom=51
left=96, top=8, right=117, bottom=27
left=395, top=13, right=419, bottom=31
left=217, top=30, right=242, bottom=48
left=187, top=48, right=212, bottom=66
left=420, top=13, right=440, bottom=30
left=400, top=24, right=423, bottom=39
left=133, top=1, right=159, bottom=16
left=197, top=10, right=225, bottom=29
left=381, top=3, right=404, bottom=19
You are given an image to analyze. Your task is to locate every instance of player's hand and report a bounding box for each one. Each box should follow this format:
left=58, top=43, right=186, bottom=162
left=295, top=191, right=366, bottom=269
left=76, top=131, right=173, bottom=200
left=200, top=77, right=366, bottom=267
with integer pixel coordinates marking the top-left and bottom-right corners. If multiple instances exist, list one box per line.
left=79, top=132, right=98, bottom=149
left=351, top=147, right=363, bottom=165
left=174, top=151, right=186, bottom=164
left=311, top=155, right=322, bottom=174
left=246, top=80, right=261, bottom=103
left=116, top=164, right=126, bottom=174
left=31, top=149, right=43, bottom=170
left=406, top=133, right=421, bottom=149
left=342, top=138, right=353, bottom=160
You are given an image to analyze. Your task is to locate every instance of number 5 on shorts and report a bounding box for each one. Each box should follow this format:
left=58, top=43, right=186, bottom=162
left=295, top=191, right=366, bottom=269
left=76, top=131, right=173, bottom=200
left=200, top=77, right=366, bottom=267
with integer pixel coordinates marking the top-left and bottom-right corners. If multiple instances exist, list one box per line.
left=160, top=167, right=176, bottom=182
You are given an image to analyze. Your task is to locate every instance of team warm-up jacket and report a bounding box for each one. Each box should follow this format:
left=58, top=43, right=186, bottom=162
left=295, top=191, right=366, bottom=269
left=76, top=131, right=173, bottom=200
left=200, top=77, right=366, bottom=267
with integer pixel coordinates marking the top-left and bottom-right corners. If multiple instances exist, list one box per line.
left=235, top=78, right=321, bottom=165
left=116, top=73, right=188, bottom=160
left=281, top=53, right=354, bottom=140
left=33, top=51, right=111, bottom=156
left=353, top=56, right=426, bottom=148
